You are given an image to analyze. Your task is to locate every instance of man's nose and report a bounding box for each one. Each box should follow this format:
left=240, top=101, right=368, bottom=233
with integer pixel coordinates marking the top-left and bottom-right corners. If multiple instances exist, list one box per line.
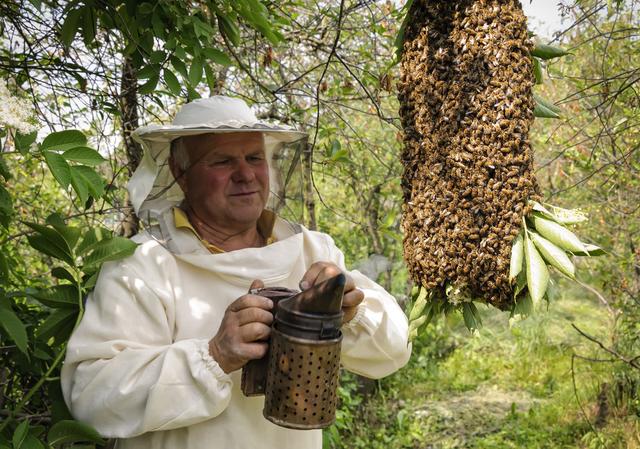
left=232, top=159, right=256, bottom=182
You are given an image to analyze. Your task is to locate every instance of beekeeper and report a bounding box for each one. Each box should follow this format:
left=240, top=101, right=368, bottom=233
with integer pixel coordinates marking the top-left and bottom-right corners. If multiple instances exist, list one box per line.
left=61, top=96, right=411, bottom=449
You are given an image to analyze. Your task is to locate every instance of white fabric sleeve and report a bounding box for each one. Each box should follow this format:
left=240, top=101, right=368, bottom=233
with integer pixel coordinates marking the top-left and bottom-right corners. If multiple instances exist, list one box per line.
left=60, top=255, right=232, bottom=438
left=318, top=234, right=412, bottom=379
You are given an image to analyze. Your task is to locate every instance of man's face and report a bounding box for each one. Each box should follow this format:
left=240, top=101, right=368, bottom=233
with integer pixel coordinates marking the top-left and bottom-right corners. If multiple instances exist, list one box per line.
left=171, top=132, right=270, bottom=231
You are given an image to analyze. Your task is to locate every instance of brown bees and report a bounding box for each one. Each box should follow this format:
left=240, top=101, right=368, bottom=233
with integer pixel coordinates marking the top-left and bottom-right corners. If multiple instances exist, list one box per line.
left=398, top=0, right=538, bottom=310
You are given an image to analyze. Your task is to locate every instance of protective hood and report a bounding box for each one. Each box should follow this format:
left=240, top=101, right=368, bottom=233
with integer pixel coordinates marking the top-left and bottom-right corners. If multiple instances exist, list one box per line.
left=127, top=96, right=307, bottom=225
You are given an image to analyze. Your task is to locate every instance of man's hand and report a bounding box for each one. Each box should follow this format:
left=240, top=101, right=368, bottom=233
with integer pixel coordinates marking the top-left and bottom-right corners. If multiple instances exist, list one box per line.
left=208, top=280, right=273, bottom=373
left=299, top=262, right=365, bottom=324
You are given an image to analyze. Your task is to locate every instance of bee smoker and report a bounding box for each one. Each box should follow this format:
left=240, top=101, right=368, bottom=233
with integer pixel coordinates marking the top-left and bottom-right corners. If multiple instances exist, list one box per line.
left=241, top=274, right=345, bottom=430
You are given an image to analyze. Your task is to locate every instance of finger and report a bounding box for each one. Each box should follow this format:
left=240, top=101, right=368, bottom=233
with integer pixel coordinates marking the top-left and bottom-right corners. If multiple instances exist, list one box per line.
left=300, top=262, right=342, bottom=290
left=235, top=307, right=274, bottom=326
left=343, top=274, right=357, bottom=293
left=342, top=288, right=364, bottom=308
left=249, top=279, right=264, bottom=292
left=239, top=341, right=269, bottom=361
left=342, top=306, right=359, bottom=324
left=314, top=265, right=343, bottom=285
left=228, top=294, right=273, bottom=312
left=239, top=322, right=272, bottom=342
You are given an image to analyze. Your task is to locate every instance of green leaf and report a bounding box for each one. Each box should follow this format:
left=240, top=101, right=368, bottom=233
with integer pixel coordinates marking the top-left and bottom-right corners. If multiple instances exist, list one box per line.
left=533, top=94, right=561, bottom=119
left=188, top=57, right=203, bottom=87
left=137, top=2, right=154, bottom=15
left=73, top=166, right=104, bottom=199
left=524, top=232, right=549, bottom=304
left=76, top=227, right=110, bottom=255
left=83, top=271, right=99, bottom=290
left=151, top=9, right=165, bottom=39
left=138, top=75, right=160, bottom=95
left=0, top=251, right=9, bottom=283
left=15, top=130, right=38, bottom=155
left=69, top=168, right=89, bottom=205
left=163, top=69, right=182, bottom=96
left=12, top=419, right=29, bottom=449
left=408, top=314, right=427, bottom=334
left=202, top=48, right=233, bottom=66
left=330, top=149, right=350, bottom=163
left=544, top=203, right=588, bottom=225
left=83, top=236, right=138, bottom=268
left=21, top=434, right=45, bottom=449
left=149, top=50, right=166, bottom=64
left=509, top=233, right=524, bottom=282
left=512, top=292, right=533, bottom=317
left=529, top=231, right=576, bottom=279
left=36, top=308, right=77, bottom=343
left=170, top=56, right=188, bottom=78
left=217, top=13, right=241, bottom=46
left=62, top=147, right=105, bottom=166
left=43, top=151, right=72, bottom=189
left=27, top=285, right=79, bottom=309
left=60, top=8, right=82, bottom=48
left=514, top=271, right=527, bottom=297
left=26, top=234, right=74, bottom=265
left=461, top=302, right=482, bottom=331
left=25, top=221, right=72, bottom=258
left=48, top=420, right=104, bottom=447
left=204, top=65, right=217, bottom=94
left=0, top=154, right=11, bottom=181
left=533, top=57, right=543, bottom=84
left=534, top=101, right=560, bottom=119
left=329, top=139, right=341, bottom=156
left=137, top=64, right=161, bottom=80
left=531, top=43, right=570, bottom=60
left=41, top=130, right=87, bottom=151
left=408, top=287, right=427, bottom=321
left=82, top=6, right=97, bottom=47
left=46, top=218, right=82, bottom=250
left=0, top=300, right=29, bottom=355
left=531, top=215, right=586, bottom=253
left=0, top=184, right=13, bottom=228
left=571, top=244, right=606, bottom=257
left=51, top=266, right=77, bottom=283
left=27, top=235, right=70, bottom=266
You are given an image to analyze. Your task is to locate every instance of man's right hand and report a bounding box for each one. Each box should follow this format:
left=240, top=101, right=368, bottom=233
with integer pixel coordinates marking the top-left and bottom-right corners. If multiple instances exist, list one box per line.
left=208, top=280, right=273, bottom=373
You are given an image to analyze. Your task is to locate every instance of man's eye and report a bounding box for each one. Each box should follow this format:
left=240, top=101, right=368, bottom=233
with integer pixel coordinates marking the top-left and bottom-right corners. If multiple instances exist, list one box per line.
left=208, top=159, right=229, bottom=166
left=248, top=155, right=265, bottom=163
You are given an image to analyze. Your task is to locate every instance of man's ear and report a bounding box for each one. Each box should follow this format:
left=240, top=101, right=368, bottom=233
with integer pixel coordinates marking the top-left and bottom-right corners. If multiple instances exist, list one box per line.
left=169, top=151, right=188, bottom=193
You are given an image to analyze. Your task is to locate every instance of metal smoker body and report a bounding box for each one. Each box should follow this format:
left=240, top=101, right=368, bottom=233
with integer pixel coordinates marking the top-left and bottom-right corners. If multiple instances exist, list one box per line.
left=240, top=274, right=345, bottom=430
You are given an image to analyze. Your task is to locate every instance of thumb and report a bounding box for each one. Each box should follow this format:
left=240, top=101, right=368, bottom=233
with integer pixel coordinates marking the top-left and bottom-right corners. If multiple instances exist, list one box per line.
left=249, top=279, right=265, bottom=292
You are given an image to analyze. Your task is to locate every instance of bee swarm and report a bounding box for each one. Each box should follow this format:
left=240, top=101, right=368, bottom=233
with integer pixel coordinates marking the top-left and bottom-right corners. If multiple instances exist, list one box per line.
left=398, top=0, right=539, bottom=309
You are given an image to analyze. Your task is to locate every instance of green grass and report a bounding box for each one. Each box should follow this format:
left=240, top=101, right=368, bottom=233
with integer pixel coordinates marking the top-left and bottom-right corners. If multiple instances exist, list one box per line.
left=324, top=290, right=631, bottom=449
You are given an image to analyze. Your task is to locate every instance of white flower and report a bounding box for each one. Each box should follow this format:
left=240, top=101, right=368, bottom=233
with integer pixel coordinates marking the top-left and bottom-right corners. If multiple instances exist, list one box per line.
left=0, top=79, right=38, bottom=135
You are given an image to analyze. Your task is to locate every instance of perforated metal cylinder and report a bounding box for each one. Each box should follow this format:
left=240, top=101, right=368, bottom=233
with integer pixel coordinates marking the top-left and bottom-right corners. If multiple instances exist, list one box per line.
left=263, top=328, right=342, bottom=429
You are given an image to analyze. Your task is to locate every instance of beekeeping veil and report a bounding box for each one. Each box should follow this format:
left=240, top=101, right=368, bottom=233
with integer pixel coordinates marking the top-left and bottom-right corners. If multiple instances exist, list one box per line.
left=128, top=96, right=307, bottom=228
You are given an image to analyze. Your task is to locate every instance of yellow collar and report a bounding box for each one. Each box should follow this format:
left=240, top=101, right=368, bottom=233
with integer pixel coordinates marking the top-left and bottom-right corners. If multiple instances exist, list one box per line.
left=173, top=208, right=277, bottom=254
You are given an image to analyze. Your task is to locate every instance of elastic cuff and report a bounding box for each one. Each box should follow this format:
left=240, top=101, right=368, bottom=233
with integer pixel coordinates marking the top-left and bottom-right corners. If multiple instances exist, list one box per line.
left=342, top=305, right=365, bottom=331
left=197, top=340, right=230, bottom=381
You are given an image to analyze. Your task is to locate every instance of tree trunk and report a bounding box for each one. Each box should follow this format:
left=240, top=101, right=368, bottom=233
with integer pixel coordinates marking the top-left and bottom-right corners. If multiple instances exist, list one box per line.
left=303, top=142, right=317, bottom=231
left=119, top=57, right=142, bottom=237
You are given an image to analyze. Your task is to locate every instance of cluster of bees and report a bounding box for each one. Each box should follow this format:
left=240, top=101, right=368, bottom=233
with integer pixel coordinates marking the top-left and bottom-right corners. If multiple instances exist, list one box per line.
left=398, top=0, right=539, bottom=309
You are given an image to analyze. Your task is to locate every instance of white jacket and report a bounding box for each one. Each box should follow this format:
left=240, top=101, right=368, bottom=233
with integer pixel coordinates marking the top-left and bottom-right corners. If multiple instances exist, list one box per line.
left=61, top=214, right=411, bottom=449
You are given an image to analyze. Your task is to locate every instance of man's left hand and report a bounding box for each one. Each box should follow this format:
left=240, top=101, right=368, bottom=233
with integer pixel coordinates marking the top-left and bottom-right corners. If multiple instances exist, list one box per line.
left=299, top=262, right=364, bottom=324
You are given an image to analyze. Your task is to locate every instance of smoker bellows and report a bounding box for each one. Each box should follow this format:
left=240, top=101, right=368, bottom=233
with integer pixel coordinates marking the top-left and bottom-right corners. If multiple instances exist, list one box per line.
left=398, top=0, right=539, bottom=309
